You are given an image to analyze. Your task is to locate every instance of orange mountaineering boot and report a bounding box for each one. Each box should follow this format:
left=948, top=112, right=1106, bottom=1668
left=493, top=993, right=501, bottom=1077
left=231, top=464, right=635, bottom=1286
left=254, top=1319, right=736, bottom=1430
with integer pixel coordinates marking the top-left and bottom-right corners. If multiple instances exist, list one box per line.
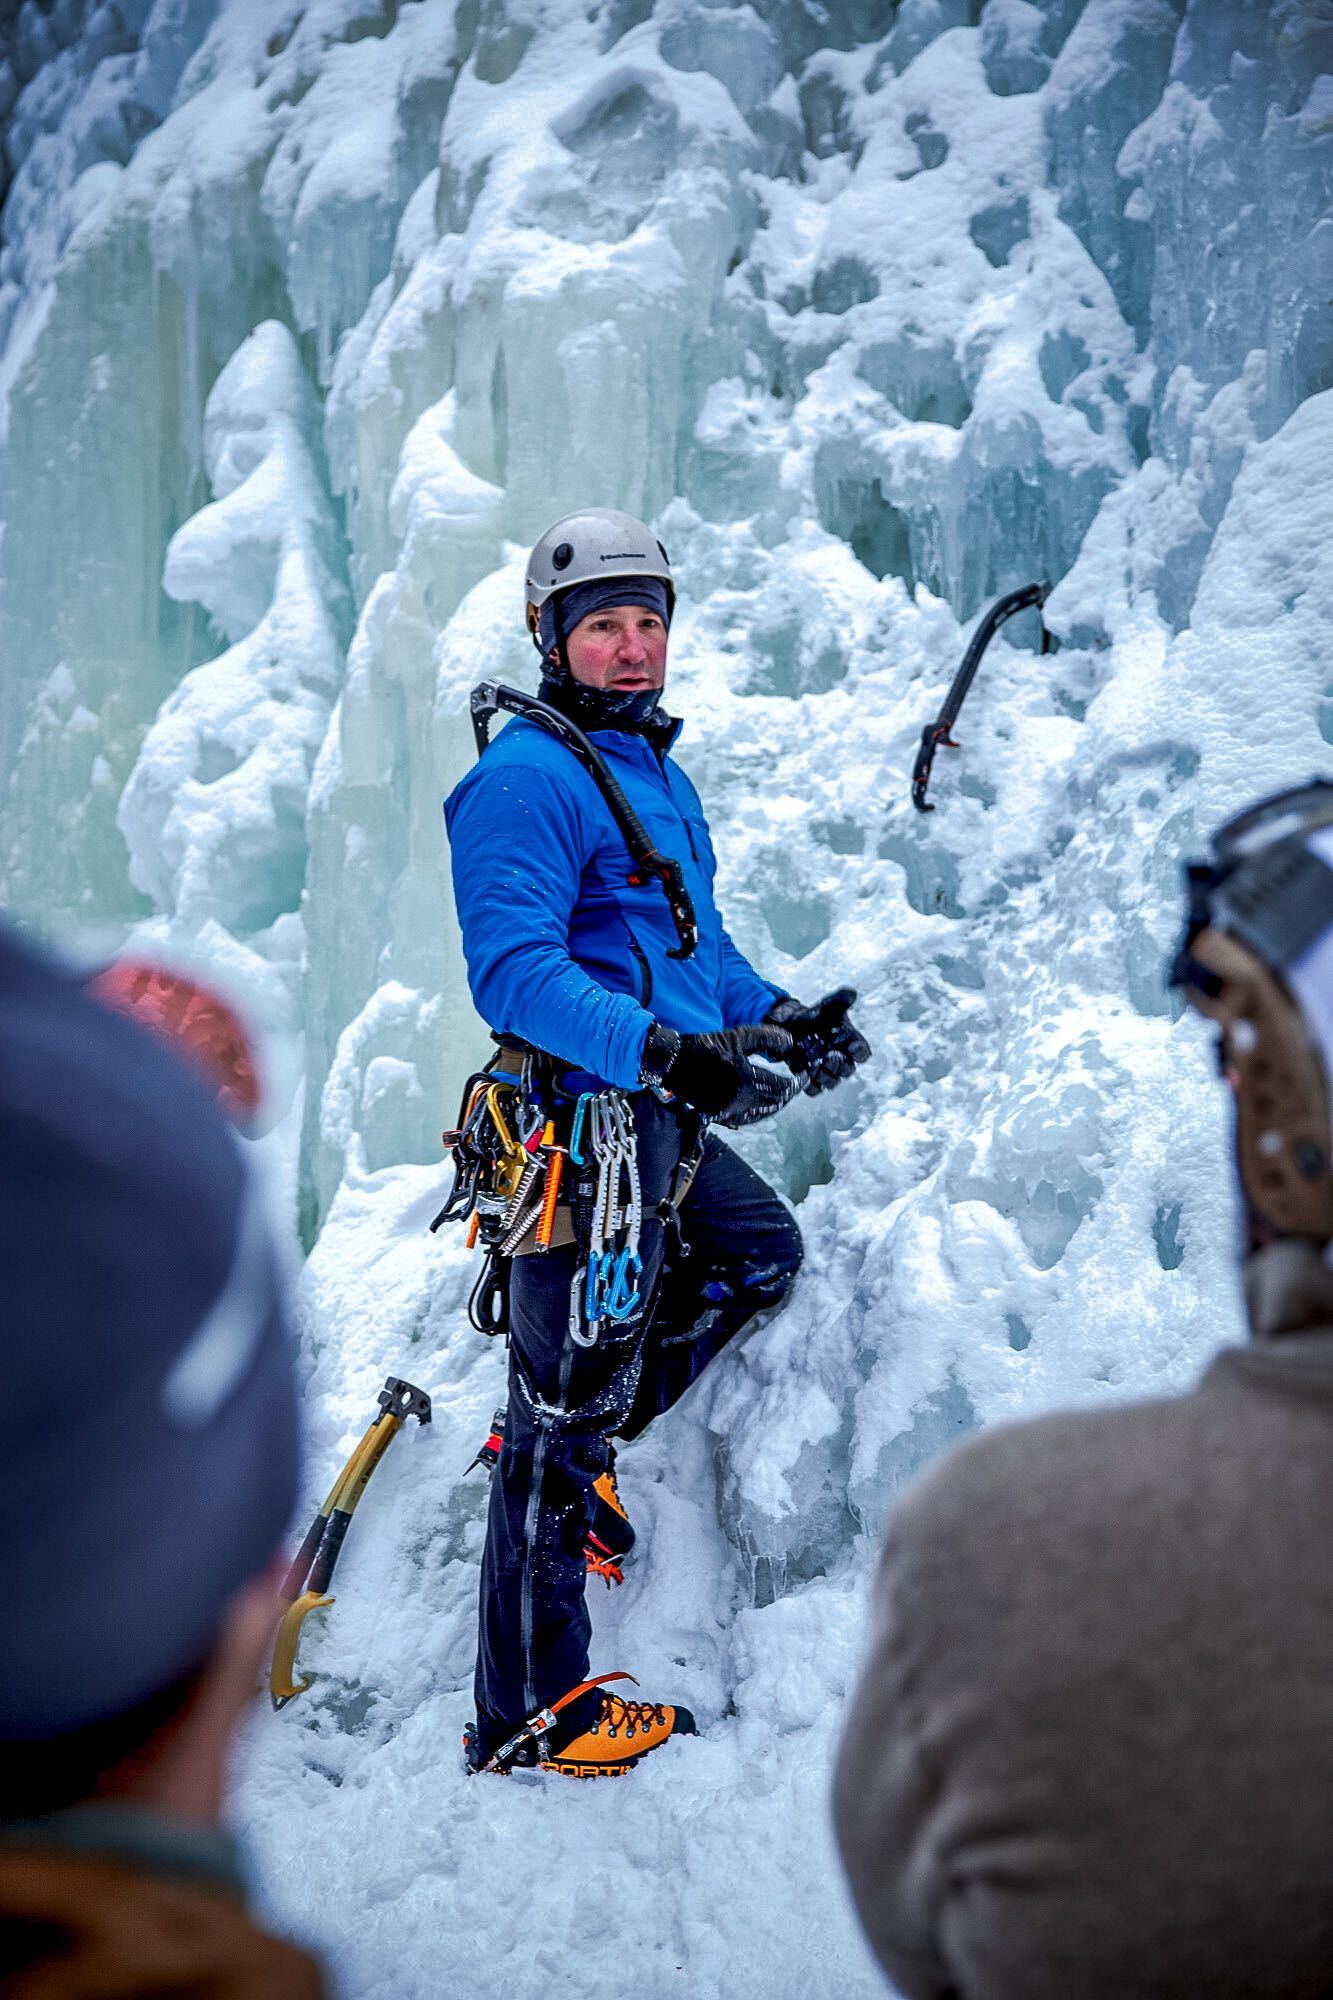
left=541, top=1687, right=695, bottom=1778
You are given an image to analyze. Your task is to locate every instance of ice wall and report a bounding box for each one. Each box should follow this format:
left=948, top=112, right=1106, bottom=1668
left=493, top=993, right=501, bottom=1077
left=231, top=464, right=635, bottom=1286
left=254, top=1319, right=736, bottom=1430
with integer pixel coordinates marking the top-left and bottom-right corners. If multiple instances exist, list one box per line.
left=1, top=2, right=1331, bottom=1994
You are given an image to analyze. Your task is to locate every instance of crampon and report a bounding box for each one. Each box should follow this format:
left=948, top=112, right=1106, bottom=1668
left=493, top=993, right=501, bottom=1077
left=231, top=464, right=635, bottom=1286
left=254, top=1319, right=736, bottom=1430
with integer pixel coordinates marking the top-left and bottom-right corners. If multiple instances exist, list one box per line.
left=464, top=1671, right=696, bottom=1778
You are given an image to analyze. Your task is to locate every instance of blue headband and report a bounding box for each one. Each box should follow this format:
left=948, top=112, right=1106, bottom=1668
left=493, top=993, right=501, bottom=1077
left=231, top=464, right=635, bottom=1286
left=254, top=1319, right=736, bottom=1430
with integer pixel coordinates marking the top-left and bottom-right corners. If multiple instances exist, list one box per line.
left=539, top=577, right=671, bottom=659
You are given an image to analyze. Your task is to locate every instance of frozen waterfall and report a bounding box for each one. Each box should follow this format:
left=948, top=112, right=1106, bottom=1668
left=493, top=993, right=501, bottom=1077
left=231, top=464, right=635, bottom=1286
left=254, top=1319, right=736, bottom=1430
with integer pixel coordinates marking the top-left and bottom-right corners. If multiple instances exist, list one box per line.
left=1, top=0, right=1330, bottom=1993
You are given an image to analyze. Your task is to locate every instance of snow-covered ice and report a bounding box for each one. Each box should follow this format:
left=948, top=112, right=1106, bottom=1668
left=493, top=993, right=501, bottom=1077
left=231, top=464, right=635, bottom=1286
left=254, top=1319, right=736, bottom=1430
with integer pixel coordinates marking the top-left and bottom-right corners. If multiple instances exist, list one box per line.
left=1, top=0, right=1331, bottom=1993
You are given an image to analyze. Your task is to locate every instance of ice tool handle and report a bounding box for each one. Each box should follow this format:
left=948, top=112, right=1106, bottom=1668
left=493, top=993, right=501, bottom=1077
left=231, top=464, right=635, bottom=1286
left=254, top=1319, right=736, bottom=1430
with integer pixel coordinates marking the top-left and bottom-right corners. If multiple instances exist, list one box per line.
left=269, top=1376, right=432, bottom=1711
left=911, top=581, right=1052, bottom=814
left=470, top=682, right=699, bottom=959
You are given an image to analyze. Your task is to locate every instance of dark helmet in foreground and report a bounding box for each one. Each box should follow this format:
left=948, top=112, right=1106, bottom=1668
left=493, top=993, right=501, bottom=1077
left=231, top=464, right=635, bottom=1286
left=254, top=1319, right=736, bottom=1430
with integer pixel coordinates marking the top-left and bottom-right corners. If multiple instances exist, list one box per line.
left=1171, top=779, right=1333, bottom=1243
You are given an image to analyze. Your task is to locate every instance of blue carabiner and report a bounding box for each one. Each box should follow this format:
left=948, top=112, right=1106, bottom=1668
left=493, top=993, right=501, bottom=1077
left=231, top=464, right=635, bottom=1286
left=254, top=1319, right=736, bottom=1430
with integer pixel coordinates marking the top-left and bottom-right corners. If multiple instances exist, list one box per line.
left=584, top=1253, right=604, bottom=1325
left=605, top=1246, right=642, bottom=1323
left=569, top=1093, right=594, bottom=1167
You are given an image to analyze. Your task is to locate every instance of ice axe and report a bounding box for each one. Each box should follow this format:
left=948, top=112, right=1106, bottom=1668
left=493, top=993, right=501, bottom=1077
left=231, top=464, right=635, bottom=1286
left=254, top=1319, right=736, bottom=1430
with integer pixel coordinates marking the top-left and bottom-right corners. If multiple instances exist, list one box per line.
left=269, top=1375, right=432, bottom=1709
left=911, top=580, right=1052, bottom=812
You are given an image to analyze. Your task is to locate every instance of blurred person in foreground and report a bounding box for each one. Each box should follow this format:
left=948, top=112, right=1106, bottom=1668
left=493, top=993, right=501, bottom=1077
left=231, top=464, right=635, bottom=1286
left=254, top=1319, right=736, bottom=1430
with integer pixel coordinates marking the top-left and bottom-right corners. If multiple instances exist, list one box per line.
left=0, top=927, right=322, bottom=1997
left=834, top=778, right=1333, bottom=2000
left=87, top=955, right=265, bottom=1131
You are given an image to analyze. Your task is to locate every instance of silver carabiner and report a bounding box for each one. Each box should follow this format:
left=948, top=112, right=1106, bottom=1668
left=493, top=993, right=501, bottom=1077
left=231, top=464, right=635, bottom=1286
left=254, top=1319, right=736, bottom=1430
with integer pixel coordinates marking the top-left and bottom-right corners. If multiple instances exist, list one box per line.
left=607, top=1097, right=641, bottom=1245
left=570, top=1260, right=599, bottom=1347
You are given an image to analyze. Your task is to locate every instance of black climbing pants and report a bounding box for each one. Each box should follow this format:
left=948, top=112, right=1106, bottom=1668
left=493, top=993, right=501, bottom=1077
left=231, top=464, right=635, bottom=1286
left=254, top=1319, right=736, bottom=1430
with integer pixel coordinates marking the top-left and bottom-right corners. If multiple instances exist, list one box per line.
left=472, top=1094, right=803, bottom=1759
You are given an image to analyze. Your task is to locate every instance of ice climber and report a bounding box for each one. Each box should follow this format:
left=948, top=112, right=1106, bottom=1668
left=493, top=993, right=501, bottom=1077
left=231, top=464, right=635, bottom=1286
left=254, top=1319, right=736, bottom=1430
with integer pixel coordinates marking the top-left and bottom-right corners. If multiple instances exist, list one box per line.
left=444, top=508, right=870, bottom=1776
left=834, top=777, right=1333, bottom=1999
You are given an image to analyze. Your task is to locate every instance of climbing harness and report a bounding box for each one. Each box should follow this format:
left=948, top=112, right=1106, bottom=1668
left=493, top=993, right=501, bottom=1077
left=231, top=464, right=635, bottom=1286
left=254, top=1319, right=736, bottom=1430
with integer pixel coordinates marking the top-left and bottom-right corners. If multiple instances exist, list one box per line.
left=911, top=580, right=1052, bottom=813
left=432, top=1051, right=577, bottom=1334
left=269, top=1375, right=431, bottom=1709
left=433, top=1051, right=648, bottom=1350
left=470, top=681, right=699, bottom=959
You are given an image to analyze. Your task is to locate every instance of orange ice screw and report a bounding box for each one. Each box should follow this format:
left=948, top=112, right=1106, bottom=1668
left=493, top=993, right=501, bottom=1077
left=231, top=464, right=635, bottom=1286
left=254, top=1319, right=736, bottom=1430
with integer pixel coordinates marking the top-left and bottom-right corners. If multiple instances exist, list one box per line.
left=466, top=1212, right=480, bottom=1250
left=535, top=1121, right=564, bottom=1250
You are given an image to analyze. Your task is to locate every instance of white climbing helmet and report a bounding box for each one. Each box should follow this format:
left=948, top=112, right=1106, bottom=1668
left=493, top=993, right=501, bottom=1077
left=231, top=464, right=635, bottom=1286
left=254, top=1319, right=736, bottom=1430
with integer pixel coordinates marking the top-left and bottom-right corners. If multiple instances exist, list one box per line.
left=523, top=508, right=675, bottom=635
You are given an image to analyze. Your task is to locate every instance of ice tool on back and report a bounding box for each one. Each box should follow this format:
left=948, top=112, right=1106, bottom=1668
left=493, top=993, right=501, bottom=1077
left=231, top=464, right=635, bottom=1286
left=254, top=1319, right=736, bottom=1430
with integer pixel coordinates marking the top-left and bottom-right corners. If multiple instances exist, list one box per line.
left=470, top=680, right=698, bottom=959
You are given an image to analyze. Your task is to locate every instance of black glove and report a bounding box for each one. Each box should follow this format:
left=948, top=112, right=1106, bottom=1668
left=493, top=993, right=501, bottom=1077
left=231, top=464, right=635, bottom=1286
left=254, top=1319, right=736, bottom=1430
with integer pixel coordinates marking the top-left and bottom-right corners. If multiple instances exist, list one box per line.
left=641, top=1022, right=800, bottom=1128
left=764, top=987, right=871, bottom=1095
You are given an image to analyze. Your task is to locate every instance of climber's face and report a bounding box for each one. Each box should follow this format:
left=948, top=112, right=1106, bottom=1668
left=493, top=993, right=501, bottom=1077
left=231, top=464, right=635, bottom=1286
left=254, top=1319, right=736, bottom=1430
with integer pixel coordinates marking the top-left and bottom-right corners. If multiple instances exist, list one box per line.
left=564, top=603, right=668, bottom=694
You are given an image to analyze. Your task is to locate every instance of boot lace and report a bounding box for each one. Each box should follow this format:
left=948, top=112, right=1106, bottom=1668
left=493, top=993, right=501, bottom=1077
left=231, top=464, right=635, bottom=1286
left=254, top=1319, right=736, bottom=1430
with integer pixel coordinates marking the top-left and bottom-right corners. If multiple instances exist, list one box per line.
left=594, top=1693, right=668, bottom=1742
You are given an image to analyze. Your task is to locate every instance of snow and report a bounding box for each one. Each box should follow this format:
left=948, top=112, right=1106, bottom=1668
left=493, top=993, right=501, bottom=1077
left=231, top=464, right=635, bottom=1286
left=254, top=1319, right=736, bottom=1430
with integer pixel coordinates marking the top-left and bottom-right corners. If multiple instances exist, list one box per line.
left=1, top=0, right=1331, bottom=1994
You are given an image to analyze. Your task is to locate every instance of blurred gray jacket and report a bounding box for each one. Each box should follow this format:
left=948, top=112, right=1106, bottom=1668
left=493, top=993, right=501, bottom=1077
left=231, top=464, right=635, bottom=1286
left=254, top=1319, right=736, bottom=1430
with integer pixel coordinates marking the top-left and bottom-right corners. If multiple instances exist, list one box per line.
left=833, top=1239, right=1333, bottom=2000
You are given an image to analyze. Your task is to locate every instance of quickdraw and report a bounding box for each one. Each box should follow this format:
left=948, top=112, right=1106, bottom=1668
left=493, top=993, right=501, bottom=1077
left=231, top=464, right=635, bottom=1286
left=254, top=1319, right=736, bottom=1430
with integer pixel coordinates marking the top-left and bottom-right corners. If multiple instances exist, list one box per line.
left=911, top=580, right=1052, bottom=813
left=569, top=1092, right=643, bottom=1347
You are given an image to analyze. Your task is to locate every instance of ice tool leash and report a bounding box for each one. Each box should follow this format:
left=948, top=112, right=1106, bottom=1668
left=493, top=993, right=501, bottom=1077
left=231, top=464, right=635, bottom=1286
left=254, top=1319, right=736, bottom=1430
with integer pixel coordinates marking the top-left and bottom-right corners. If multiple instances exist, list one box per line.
left=470, top=681, right=699, bottom=959
left=269, top=1376, right=431, bottom=1709
left=912, top=580, right=1052, bottom=813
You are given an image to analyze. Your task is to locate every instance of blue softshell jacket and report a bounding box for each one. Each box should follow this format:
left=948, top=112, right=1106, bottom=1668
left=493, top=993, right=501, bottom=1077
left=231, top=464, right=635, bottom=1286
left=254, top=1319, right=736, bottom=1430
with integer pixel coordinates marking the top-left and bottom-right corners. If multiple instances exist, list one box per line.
left=444, top=714, right=780, bottom=1090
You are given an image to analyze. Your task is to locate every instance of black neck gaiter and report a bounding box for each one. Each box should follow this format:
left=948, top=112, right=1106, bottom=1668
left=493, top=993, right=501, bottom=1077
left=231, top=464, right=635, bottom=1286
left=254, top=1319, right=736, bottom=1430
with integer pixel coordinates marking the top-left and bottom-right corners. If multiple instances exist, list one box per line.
left=537, top=672, right=674, bottom=745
